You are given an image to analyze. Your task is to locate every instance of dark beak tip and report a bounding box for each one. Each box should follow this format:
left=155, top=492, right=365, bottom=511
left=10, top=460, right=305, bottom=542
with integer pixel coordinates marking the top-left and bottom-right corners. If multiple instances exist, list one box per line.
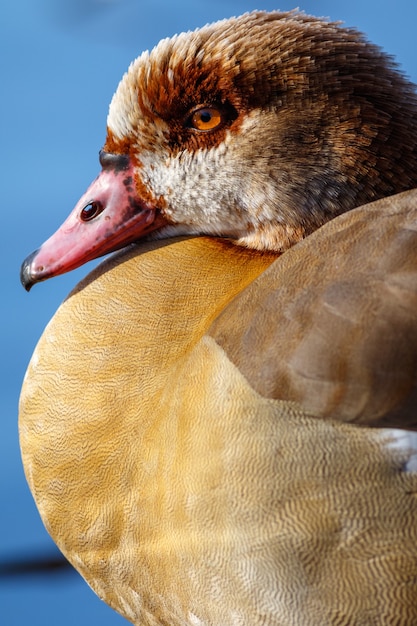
left=20, top=249, right=40, bottom=292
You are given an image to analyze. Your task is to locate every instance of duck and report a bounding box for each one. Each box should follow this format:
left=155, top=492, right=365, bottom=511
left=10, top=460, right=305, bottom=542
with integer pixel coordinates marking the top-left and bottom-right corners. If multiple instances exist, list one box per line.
left=19, top=10, right=417, bottom=625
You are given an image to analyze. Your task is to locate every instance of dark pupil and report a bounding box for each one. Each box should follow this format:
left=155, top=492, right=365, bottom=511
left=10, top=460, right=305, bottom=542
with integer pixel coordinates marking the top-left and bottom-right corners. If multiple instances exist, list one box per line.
left=200, top=110, right=212, bottom=123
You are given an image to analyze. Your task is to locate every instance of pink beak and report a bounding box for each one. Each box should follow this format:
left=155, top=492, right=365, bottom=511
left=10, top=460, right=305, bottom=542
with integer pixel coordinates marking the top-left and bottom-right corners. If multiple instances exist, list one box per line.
left=21, top=151, right=165, bottom=290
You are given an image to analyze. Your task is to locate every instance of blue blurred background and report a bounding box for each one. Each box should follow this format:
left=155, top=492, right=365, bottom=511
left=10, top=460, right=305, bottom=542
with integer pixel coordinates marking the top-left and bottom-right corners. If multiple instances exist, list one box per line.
left=2, top=1, right=417, bottom=623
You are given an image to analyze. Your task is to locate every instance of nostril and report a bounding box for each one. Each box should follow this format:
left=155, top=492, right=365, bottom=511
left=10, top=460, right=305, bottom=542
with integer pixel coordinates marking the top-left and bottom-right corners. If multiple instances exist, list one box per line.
left=99, top=150, right=130, bottom=171
left=80, top=201, right=104, bottom=221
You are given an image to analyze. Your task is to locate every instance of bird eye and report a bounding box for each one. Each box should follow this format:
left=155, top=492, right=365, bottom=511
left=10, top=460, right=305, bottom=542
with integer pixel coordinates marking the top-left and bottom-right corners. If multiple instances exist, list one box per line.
left=188, top=106, right=223, bottom=132
left=80, top=201, right=104, bottom=221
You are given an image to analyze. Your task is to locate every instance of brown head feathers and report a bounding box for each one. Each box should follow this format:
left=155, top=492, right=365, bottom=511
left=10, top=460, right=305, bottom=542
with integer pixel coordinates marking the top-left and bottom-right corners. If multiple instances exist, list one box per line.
left=104, top=10, right=417, bottom=251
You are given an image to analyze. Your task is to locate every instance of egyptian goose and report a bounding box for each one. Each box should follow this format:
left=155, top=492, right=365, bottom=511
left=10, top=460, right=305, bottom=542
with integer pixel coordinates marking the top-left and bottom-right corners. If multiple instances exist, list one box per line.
left=19, top=10, right=417, bottom=625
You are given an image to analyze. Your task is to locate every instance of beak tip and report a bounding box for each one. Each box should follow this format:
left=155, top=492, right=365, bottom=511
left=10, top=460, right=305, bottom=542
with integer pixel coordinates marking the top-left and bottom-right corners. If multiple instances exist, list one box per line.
left=20, top=249, right=40, bottom=292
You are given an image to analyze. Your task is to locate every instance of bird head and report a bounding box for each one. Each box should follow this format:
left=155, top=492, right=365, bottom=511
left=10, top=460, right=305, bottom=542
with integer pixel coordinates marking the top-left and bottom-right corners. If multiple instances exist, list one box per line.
left=21, top=10, right=417, bottom=289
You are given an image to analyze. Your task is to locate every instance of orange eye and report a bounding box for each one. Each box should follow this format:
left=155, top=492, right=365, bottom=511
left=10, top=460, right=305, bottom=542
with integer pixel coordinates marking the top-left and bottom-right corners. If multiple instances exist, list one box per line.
left=189, top=106, right=223, bottom=132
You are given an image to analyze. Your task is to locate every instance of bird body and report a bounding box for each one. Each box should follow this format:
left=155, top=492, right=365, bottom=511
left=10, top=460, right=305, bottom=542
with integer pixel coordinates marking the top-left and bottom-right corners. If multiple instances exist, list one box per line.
left=20, top=232, right=417, bottom=625
left=19, top=10, right=417, bottom=625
